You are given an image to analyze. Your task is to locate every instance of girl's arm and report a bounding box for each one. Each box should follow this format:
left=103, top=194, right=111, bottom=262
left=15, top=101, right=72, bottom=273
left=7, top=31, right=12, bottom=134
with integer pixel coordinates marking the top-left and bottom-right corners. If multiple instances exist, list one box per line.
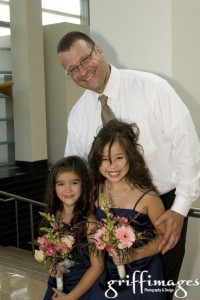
left=52, top=214, right=104, bottom=300
left=113, top=192, right=166, bottom=265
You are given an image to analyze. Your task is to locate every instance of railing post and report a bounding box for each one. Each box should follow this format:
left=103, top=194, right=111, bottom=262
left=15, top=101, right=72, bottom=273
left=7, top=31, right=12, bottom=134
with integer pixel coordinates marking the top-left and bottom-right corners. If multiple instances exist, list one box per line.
left=14, top=199, right=19, bottom=247
left=0, top=191, right=46, bottom=255
left=29, top=203, right=35, bottom=255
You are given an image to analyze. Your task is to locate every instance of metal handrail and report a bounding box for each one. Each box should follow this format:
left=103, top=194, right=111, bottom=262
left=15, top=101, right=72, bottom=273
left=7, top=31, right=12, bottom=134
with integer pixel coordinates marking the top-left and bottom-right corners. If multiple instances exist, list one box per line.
left=0, top=190, right=200, bottom=254
left=188, top=207, right=200, bottom=218
left=0, top=190, right=46, bottom=254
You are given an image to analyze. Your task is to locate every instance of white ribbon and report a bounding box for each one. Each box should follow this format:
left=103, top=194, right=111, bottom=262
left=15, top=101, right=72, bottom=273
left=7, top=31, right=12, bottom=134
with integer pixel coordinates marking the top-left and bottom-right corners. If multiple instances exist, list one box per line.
left=56, top=259, right=75, bottom=291
left=117, top=264, right=126, bottom=279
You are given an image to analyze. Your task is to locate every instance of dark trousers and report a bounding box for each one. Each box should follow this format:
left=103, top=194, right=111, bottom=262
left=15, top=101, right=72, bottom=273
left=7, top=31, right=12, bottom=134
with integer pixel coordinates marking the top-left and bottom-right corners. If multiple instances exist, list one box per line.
left=160, top=189, right=188, bottom=300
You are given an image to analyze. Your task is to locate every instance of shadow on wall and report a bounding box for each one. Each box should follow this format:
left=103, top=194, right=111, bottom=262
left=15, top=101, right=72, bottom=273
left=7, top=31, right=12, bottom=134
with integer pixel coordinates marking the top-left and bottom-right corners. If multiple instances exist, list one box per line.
left=178, top=216, right=200, bottom=298
left=90, top=31, right=126, bottom=69
left=171, top=80, right=200, bottom=139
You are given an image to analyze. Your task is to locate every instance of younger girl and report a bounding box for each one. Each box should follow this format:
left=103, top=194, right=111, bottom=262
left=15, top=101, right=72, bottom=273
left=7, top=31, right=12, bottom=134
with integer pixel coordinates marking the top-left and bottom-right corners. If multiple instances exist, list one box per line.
left=42, top=156, right=104, bottom=300
left=88, top=119, right=167, bottom=299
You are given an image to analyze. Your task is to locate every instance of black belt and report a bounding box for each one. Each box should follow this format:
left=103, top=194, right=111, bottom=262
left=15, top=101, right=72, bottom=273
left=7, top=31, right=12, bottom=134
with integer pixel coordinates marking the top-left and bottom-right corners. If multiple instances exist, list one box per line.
left=160, top=189, right=176, bottom=210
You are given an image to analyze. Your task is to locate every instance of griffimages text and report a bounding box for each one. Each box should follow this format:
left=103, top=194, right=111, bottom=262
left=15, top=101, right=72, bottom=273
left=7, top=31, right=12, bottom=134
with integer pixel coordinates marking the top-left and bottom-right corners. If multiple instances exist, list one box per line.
left=105, top=270, right=199, bottom=299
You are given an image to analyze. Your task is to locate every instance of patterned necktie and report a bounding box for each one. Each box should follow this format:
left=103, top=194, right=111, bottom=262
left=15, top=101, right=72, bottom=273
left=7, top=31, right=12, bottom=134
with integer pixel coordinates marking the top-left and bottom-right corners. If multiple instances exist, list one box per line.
left=99, top=94, right=116, bottom=125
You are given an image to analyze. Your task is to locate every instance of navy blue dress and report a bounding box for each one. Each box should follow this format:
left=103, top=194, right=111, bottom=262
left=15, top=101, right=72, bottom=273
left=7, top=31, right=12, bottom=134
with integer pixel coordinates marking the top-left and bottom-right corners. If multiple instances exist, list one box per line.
left=91, top=191, right=166, bottom=299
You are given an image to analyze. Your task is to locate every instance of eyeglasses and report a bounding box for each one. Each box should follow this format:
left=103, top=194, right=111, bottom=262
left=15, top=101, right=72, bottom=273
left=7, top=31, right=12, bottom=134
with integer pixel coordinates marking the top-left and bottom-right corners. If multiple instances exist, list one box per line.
left=66, top=45, right=95, bottom=77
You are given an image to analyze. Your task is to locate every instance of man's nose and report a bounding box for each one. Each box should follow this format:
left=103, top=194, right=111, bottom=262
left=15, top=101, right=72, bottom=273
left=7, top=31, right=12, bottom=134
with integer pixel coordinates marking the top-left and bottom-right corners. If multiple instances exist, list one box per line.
left=78, top=64, right=87, bottom=75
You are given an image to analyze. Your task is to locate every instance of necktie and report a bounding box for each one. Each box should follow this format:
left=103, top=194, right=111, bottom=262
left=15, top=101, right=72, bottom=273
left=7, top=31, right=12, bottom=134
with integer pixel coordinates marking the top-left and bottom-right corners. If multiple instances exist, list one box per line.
left=99, top=94, right=116, bottom=125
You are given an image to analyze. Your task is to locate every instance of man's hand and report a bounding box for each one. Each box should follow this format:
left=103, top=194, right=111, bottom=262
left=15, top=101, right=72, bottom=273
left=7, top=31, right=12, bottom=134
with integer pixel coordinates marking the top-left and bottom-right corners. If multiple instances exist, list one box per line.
left=155, top=210, right=184, bottom=254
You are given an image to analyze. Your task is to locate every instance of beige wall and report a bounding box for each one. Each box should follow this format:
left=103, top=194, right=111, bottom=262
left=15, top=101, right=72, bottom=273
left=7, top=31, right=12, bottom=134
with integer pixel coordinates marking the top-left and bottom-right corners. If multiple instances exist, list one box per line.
left=90, top=0, right=200, bottom=298
left=10, top=0, right=47, bottom=162
left=172, top=0, right=200, bottom=137
left=90, top=0, right=172, bottom=77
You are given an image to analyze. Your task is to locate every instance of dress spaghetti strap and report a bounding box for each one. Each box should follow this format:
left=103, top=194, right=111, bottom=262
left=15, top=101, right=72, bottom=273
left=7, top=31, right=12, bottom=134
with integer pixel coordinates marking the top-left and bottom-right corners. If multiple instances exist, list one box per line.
left=133, top=189, right=154, bottom=211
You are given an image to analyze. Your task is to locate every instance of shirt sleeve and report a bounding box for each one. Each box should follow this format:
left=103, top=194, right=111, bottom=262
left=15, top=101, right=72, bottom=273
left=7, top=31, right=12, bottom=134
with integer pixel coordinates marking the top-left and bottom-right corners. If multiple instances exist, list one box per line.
left=150, top=80, right=200, bottom=216
left=64, top=110, right=84, bottom=158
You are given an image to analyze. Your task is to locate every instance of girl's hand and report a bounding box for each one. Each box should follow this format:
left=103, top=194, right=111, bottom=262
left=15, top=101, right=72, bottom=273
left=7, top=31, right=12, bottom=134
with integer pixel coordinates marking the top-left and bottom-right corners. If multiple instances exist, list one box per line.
left=52, top=288, right=71, bottom=300
left=112, top=253, right=132, bottom=265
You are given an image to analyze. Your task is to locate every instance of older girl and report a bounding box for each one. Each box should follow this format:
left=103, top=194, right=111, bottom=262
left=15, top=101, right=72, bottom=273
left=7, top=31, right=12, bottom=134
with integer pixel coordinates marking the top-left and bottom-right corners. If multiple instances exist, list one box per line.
left=88, top=119, right=166, bottom=299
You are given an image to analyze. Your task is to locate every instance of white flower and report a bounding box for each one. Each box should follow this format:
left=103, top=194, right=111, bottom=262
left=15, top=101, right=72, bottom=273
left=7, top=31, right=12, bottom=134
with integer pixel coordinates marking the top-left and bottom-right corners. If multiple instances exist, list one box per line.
left=34, top=249, right=45, bottom=262
left=117, top=243, right=127, bottom=249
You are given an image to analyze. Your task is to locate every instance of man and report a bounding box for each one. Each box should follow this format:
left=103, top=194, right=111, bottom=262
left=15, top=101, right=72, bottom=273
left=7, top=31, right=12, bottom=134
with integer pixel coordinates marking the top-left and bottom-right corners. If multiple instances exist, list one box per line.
left=57, top=31, right=200, bottom=299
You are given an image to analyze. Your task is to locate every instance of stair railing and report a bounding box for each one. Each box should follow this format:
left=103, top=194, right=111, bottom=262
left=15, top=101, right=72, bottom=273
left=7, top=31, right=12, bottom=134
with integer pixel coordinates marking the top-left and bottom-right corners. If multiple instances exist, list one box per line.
left=0, top=190, right=46, bottom=254
left=0, top=190, right=200, bottom=255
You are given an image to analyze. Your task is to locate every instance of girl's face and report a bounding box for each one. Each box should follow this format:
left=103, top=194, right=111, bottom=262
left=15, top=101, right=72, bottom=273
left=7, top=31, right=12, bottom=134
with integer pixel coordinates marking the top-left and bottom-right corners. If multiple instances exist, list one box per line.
left=55, top=170, right=82, bottom=207
left=99, top=141, right=129, bottom=183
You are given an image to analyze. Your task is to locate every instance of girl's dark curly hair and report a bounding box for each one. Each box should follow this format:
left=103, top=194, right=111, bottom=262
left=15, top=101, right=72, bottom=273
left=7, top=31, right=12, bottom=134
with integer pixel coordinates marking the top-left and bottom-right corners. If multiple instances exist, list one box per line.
left=42, top=156, right=91, bottom=229
left=88, top=119, right=156, bottom=201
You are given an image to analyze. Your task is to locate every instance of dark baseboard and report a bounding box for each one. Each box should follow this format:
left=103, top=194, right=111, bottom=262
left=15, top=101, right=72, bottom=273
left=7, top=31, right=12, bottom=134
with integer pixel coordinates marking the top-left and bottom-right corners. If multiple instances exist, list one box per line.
left=15, top=159, right=49, bottom=173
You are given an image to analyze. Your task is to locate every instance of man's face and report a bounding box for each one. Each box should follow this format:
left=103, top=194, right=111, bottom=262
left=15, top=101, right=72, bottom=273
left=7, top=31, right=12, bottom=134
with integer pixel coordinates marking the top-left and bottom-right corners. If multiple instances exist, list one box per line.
left=58, top=40, right=110, bottom=94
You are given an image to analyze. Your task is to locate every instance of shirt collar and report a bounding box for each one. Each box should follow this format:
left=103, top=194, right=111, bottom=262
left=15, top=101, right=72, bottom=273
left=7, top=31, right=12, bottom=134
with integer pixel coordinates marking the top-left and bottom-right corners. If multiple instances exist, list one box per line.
left=93, top=65, right=120, bottom=101
left=103, top=65, right=120, bottom=99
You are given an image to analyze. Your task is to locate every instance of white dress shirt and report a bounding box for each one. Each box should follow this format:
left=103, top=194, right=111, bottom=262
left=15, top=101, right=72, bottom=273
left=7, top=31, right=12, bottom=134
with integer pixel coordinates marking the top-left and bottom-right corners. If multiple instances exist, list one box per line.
left=65, top=65, right=200, bottom=217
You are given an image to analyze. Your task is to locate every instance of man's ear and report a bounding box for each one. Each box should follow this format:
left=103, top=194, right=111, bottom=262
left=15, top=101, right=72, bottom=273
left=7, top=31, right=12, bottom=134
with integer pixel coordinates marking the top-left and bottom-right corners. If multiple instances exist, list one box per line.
left=95, top=44, right=104, bottom=56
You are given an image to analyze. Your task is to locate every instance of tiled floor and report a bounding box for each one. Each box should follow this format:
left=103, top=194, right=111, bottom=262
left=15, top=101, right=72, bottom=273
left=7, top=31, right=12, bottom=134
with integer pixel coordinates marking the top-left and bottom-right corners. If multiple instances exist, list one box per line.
left=0, top=266, right=47, bottom=300
left=0, top=245, right=48, bottom=300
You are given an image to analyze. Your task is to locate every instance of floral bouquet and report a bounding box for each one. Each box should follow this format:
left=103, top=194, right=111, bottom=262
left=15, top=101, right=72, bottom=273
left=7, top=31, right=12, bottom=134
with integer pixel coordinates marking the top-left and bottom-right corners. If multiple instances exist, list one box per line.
left=34, top=212, right=75, bottom=291
left=93, top=194, right=143, bottom=279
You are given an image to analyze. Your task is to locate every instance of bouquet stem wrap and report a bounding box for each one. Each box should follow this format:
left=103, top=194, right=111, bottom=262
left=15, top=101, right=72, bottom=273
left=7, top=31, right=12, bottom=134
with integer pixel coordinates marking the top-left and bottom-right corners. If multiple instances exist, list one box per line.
left=109, top=253, right=126, bottom=279
left=117, top=264, right=126, bottom=279
left=56, top=276, right=63, bottom=291
left=56, top=259, right=76, bottom=291
left=56, top=262, right=64, bottom=291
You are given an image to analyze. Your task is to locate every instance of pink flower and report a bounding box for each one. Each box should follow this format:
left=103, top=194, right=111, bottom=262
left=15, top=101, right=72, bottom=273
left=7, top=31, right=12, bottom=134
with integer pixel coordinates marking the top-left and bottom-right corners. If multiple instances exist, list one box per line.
left=45, top=243, right=56, bottom=256
left=114, top=225, right=136, bottom=249
left=37, top=235, right=49, bottom=249
left=56, top=236, right=73, bottom=254
left=94, top=228, right=106, bottom=250
left=57, top=241, right=69, bottom=254
left=105, top=245, right=114, bottom=253
left=94, top=228, right=106, bottom=240
left=119, top=217, right=128, bottom=226
left=61, top=235, right=75, bottom=248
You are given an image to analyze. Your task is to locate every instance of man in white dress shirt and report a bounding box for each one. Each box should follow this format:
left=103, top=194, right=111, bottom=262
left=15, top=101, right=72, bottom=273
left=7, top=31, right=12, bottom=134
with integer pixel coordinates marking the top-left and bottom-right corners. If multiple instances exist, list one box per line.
left=57, top=31, right=200, bottom=299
